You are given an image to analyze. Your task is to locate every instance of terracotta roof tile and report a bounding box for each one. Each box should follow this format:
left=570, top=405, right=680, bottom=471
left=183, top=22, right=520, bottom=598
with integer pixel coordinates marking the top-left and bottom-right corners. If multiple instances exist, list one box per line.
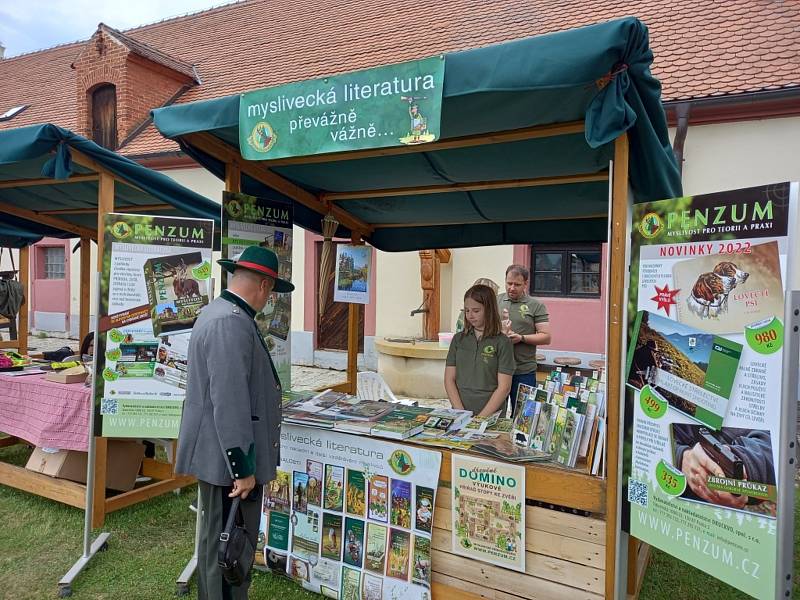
left=99, top=24, right=199, bottom=82
left=1, top=0, right=799, bottom=157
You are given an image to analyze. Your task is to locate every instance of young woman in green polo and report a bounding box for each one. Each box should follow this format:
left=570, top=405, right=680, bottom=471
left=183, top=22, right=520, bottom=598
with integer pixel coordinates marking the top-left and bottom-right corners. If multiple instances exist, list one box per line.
left=445, top=284, right=515, bottom=416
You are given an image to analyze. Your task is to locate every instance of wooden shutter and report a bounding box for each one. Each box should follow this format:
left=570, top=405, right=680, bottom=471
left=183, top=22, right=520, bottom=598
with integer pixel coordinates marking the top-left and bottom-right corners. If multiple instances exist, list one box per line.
left=91, top=85, right=117, bottom=150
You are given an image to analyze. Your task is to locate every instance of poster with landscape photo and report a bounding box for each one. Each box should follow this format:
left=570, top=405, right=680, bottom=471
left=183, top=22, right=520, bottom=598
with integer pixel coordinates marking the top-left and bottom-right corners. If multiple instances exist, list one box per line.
left=627, top=310, right=742, bottom=429
left=334, top=244, right=371, bottom=304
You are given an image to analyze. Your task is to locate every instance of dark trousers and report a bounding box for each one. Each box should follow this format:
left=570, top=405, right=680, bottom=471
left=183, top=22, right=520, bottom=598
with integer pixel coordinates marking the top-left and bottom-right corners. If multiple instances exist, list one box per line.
left=197, top=481, right=262, bottom=600
left=509, top=372, right=537, bottom=418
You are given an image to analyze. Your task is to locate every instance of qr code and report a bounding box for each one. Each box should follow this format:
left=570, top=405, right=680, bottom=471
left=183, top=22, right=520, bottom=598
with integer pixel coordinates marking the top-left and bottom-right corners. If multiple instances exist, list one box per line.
left=628, top=479, right=648, bottom=507
left=100, top=398, right=118, bottom=415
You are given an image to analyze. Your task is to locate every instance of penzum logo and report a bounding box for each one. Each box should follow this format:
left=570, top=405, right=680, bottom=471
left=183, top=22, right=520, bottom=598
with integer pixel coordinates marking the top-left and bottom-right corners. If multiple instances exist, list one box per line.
left=640, top=212, right=663, bottom=239
left=110, top=221, right=132, bottom=240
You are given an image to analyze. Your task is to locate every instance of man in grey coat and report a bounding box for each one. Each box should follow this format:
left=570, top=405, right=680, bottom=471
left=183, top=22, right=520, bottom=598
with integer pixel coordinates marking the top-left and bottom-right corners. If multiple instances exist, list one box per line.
left=176, top=245, right=294, bottom=600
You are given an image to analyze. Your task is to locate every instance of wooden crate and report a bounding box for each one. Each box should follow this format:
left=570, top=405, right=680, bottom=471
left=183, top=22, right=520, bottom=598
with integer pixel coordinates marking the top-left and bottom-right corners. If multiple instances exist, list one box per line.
left=431, top=484, right=605, bottom=599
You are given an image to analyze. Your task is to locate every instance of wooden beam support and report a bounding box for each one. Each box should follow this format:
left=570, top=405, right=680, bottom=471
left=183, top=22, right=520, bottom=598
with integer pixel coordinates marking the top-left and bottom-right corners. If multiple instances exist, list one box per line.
left=79, top=238, right=91, bottom=343
left=260, top=120, right=586, bottom=167
left=0, top=173, right=99, bottom=189
left=372, top=212, right=607, bottom=229
left=345, top=232, right=362, bottom=394
left=326, top=172, right=609, bottom=202
left=225, top=159, right=242, bottom=194
left=40, top=203, right=173, bottom=215
left=605, top=133, right=629, bottom=600
left=17, top=246, right=28, bottom=354
left=0, top=201, right=96, bottom=240
left=183, top=132, right=372, bottom=236
left=91, top=172, right=114, bottom=528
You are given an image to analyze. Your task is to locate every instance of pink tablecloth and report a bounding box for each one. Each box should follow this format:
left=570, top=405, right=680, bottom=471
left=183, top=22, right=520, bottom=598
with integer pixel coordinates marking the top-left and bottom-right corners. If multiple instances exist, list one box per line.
left=0, top=373, right=90, bottom=451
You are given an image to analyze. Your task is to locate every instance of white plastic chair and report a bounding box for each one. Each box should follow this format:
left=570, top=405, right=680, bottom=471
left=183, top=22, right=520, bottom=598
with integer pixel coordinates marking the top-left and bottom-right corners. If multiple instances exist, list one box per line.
left=356, top=371, right=400, bottom=403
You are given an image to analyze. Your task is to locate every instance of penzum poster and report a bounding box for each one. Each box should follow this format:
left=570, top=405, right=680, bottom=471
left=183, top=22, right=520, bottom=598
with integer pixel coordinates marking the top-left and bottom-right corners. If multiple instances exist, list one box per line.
left=451, top=454, right=525, bottom=572
left=626, top=183, right=797, bottom=599
left=221, top=191, right=293, bottom=388
left=262, top=425, right=441, bottom=599
left=94, top=214, right=214, bottom=437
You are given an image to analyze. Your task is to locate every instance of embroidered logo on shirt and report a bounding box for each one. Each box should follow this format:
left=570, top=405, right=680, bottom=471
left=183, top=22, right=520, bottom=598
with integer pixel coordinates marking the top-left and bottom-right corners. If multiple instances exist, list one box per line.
left=519, top=304, right=530, bottom=316
left=481, top=345, right=496, bottom=362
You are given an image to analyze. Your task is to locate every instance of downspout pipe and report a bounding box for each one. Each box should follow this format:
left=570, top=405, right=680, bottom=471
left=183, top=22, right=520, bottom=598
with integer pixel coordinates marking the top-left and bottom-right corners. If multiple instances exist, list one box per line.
left=672, top=103, right=691, bottom=178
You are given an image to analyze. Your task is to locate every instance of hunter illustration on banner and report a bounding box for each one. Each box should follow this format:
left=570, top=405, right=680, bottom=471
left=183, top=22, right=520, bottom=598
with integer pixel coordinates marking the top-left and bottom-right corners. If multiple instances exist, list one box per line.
left=626, top=183, right=796, bottom=600
left=239, top=56, right=445, bottom=160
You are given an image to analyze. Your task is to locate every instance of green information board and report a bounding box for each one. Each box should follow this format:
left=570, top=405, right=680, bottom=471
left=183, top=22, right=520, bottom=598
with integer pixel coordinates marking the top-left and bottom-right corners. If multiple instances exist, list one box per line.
left=239, top=56, right=444, bottom=160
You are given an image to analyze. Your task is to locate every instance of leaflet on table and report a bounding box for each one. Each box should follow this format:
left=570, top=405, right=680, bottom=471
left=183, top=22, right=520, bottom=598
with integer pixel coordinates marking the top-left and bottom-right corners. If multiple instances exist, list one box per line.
left=626, top=184, right=794, bottom=600
left=222, top=191, right=293, bottom=388
left=94, top=214, right=214, bottom=438
left=261, top=424, right=441, bottom=600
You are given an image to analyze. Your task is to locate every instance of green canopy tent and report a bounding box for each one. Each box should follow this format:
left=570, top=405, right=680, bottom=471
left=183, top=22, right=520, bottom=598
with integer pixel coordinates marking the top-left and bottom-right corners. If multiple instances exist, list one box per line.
left=153, top=17, right=681, bottom=250
left=151, top=17, right=681, bottom=599
left=0, top=123, right=221, bottom=354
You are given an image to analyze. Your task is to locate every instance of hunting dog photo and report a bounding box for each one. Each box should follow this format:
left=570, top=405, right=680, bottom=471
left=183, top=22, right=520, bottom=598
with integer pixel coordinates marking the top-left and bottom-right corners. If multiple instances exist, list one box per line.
left=687, top=261, right=749, bottom=318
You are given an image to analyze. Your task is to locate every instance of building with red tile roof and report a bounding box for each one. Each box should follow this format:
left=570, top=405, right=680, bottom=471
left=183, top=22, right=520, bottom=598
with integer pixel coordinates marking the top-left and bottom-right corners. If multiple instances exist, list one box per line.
left=1, top=0, right=798, bottom=160
left=2, top=0, right=799, bottom=364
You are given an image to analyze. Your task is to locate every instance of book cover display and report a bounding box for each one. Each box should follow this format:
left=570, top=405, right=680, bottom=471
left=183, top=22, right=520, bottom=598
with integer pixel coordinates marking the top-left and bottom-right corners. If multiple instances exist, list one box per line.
left=626, top=184, right=795, bottom=599
left=451, top=454, right=526, bottom=572
left=264, top=425, right=442, bottom=599
left=222, top=191, right=293, bottom=388
left=94, top=214, right=214, bottom=438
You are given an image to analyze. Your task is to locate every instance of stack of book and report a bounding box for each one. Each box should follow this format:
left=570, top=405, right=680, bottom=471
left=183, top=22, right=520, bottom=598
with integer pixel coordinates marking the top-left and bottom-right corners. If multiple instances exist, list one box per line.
left=421, top=408, right=473, bottom=434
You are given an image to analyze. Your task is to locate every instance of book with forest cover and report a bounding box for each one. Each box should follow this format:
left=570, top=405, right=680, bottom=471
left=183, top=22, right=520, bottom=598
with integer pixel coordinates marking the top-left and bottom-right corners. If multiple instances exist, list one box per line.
left=422, top=408, right=472, bottom=433
left=556, top=410, right=585, bottom=467
left=143, top=251, right=210, bottom=336
left=471, top=437, right=552, bottom=462
left=512, top=399, right=541, bottom=446
left=530, top=402, right=555, bottom=451
left=548, top=406, right=570, bottom=454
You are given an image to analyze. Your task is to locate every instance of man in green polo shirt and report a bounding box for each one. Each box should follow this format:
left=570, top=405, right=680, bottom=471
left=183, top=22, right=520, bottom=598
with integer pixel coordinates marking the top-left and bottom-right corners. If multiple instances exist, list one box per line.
left=498, top=264, right=551, bottom=416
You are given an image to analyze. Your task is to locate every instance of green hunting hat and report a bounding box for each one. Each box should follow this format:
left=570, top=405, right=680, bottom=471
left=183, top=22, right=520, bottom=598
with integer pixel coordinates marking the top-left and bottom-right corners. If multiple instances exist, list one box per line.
left=217, top=245, right=294, bottom=293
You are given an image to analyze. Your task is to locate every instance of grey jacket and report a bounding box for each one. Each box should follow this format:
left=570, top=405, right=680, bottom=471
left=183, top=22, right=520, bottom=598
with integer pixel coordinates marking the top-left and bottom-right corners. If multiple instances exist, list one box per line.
left=176, top=295, right=281, bottom=486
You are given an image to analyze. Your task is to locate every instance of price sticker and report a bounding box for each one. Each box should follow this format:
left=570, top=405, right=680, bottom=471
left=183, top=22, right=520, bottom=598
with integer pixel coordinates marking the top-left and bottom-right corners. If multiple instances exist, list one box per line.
left=655, top=459, right=686, bottom=496
left=108, top=329, right=125, bottom=344
left=639, top=385, right=667, bottom=419
left=192, top=261, right=212, bottom=280
left=105, top=348, right=121, bottom=362
left=102, top=367, right=119, bottom=382
left=745, top=317, right=784, bottom=355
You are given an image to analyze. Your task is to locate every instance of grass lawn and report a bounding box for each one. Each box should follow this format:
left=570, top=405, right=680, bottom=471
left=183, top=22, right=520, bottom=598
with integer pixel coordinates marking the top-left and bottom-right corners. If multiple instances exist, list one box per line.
left=0, top=443, right=797, bottom=599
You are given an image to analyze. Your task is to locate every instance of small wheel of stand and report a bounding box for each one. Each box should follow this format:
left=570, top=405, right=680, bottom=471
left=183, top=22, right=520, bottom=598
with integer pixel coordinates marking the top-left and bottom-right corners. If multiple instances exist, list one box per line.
left=99, top=542, right=110, bottom=552
left=58, top=584, right=72, bottom=598
left=176, top=582, right=190, bottom=596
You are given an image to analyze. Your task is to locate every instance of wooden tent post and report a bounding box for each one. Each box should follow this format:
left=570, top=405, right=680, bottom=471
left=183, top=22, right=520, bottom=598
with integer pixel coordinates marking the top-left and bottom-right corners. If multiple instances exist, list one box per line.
left=225, top=159, right=241, bottom=194
left=605, top=133, right=629, bottom=599
left=91, top=173, right=114, bottom=529
left=346, top=232, right=361, bottom=394
left=79, top=238, right=91, bottom=343
left=17, top=246, right=29, bottom=354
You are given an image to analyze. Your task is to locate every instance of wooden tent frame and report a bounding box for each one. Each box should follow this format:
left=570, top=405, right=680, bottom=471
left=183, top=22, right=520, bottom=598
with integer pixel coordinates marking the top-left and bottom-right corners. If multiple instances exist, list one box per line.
left=193, top=121, right=644, bottom=599
left=0, top=149, right=194, bottom=527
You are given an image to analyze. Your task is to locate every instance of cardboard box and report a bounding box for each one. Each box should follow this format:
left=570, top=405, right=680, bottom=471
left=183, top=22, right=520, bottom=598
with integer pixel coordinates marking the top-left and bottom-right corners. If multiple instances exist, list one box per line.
left=26, top=440, right=145, bottom=491
left=44, top=365, right=88, bottom=384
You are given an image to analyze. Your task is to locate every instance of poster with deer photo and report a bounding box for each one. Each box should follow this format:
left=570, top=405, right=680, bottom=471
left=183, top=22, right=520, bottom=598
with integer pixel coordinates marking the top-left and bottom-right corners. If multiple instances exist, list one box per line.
left=95, top=214, right=214, bottom=437
left=626, top=183, right=796, bottom=600
left=222, top=191, right=293, bottom=388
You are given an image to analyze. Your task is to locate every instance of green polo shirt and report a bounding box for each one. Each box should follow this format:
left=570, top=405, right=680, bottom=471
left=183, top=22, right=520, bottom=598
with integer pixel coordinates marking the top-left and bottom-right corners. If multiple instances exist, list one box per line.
left=445, top=330, right=515, bottom=413
left=497, top=293, right=549, bottom=375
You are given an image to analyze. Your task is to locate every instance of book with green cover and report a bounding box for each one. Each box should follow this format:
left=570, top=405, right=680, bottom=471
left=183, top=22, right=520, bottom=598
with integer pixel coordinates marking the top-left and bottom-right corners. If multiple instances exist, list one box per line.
left=548, top=406, right=569, bottom=454
left=143, top=251, right=209, bottom=336
left=530, top=402, right=554, bottom=451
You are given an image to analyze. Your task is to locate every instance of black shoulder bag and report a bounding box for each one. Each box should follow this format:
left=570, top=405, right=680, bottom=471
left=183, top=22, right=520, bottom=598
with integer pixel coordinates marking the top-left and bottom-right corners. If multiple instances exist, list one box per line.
left=217, top=497, right=255, bottom=586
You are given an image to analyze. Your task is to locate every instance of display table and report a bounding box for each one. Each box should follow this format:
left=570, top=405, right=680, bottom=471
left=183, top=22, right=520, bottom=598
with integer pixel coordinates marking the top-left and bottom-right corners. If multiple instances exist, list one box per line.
left=0, top=373, right=90, bottom=451
left=0, top=372, right=194, bottom=526
left=375, top=338, right=448, bottom=398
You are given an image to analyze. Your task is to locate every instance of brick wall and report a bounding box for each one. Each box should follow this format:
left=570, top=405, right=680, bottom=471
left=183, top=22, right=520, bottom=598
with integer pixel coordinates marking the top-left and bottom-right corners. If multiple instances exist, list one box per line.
left=73, top=30, right=186, bottom=144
